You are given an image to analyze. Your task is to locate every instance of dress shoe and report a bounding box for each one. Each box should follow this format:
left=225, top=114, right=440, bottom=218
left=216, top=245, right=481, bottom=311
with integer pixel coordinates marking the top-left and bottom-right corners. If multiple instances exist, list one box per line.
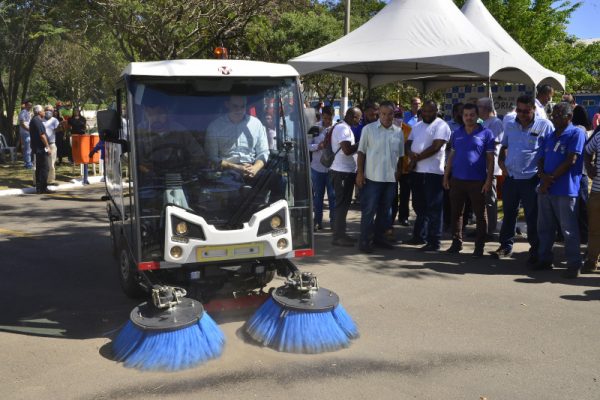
left=581, top=260, right=598, bottom=274
left=526, top=253, right=538, bottom=265
left=358, top=244, right=374, bottom=254
left=472, top=247, right=484, bottom=258
left=562, top=268, right=579, bottom=279
left=402, top=237, right=426, bottom=245
left=420, top=244, right=440, bottom=252
left=373, top=239, right=394, bottom=250
left=445, top=241, right=463, bottom=254
left=341, top=234, right=357, bottom=243
left=332, top=237, right=355, bottom=247
left=531, top=260, right=553, bottom=271
left=490, top=246, right=512, bottom=259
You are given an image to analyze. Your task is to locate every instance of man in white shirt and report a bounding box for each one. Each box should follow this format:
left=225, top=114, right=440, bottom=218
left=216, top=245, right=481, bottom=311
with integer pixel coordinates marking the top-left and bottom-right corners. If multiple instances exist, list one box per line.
left=43, top=105, right=60, bottom=184
left=535, top=84, right=554, bottom=120
left=356, top=101, right=404, bottom=253
left=330, top=107, right=362, bottom=247
left=405, top=100, right=451, bottom=251
left=478, top=97, right=504, bottom=239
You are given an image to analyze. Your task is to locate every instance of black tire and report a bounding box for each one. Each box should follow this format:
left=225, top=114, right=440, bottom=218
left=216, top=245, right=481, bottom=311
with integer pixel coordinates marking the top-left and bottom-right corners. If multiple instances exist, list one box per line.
left=117, top=239, right=146, bottom=298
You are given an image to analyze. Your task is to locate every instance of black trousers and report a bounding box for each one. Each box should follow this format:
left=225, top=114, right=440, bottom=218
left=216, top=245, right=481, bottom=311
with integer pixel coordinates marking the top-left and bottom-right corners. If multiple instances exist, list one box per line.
left=329, top=170, right=356, bottom=239
left=35, top=150, right=49, bottom=192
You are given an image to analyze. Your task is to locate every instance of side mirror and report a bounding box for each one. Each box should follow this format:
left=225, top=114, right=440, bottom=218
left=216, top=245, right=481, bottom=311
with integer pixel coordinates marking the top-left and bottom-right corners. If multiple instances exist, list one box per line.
left=98, top=109, right=129, bottom=153
left=97, top=109, right=120, bottom=141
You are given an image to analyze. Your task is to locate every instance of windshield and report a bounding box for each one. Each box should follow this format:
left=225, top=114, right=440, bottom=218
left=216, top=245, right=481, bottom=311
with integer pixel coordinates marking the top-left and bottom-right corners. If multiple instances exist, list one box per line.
left=130, top=77, right=309, bottom=237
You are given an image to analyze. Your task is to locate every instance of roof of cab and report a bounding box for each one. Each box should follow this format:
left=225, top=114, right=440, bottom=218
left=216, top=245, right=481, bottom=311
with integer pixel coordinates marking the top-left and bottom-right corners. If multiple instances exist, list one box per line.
left=121, top=59, right=299, bottom=78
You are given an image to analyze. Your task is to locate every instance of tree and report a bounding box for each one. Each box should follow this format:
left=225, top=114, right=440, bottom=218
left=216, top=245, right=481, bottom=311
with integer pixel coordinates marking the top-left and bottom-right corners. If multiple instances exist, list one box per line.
left=35, top=33, right=126, bottom=108
left=89, top=0, right=278, bottom=61
left=0, top=0, right=69, bottom=143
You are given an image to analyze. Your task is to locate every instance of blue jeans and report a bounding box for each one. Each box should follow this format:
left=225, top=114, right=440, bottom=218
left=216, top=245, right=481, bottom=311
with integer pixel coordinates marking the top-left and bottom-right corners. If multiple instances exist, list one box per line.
left=359, top=180, right=395, bottom=246
left=20, top=131, right=32, bottom=167
left=537, top=193, right=582, bottom=269
left=499, top=176, right=539, bottom=254
left=578, top=175, right=589, bottom=244
left=311, top=168, right=335, bottom=226
left=411, top=173, right=444, bottom=247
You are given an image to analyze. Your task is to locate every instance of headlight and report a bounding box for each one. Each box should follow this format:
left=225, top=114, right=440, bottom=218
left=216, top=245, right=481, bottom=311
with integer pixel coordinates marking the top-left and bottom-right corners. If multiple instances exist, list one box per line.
left=170, top=246, right=183, bottom=259
left=175, top=221, right=188, bottom=235
left=277, top=238, right=288, bottom=250
left=270, top=215, right=283, bottom=229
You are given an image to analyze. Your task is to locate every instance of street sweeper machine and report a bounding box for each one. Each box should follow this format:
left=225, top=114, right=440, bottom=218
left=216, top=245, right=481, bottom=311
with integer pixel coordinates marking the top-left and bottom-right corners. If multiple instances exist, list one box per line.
left=98, top=58, right=358, bottom=371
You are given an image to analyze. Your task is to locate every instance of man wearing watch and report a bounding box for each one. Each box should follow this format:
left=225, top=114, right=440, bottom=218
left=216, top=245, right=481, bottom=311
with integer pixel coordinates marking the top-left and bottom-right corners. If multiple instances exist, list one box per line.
left=29, top=105, right=52, bottom=194
left=492, top=95, right=554, bottom=264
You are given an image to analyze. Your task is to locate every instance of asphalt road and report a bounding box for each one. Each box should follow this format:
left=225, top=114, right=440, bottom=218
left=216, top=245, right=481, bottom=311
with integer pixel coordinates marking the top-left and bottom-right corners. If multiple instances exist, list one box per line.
left=1, top=185, right=599, bottom=400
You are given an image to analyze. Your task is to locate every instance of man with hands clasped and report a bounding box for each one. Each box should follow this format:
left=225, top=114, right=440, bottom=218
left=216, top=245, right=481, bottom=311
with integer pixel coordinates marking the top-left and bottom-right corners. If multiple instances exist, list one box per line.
left=443, top=103, right=496, bottom=258
left=355, top=101, right=404, bottom=253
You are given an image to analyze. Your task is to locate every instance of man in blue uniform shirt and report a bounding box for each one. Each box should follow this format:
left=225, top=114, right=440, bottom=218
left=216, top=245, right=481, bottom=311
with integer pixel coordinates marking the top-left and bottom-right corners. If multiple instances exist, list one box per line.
left=534, top=102, right=586, bottom=278
left=492, top=95, right=554, bottom=263
left=443, top=103, right=496, bottom=258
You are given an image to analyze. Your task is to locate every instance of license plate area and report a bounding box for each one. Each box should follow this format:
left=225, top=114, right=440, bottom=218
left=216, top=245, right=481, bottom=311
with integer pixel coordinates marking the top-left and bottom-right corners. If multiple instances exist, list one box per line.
left=196, top=242, right=264, bottom=262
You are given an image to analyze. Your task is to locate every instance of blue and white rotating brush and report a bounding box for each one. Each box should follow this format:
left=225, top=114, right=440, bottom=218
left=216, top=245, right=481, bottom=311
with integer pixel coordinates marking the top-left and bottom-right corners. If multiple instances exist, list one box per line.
left=244, top=271, right=358, bottom=353
left=113, top=286, right=225, bottom=371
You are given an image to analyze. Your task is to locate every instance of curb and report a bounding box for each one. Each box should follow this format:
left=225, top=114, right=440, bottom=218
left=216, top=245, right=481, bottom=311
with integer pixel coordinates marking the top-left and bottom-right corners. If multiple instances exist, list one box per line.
left=0, top=175, right=104, bottom=197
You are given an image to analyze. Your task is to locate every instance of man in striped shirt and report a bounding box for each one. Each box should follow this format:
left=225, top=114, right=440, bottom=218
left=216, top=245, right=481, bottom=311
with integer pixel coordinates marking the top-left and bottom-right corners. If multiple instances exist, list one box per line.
left=583, top=126, right=600, bottom=272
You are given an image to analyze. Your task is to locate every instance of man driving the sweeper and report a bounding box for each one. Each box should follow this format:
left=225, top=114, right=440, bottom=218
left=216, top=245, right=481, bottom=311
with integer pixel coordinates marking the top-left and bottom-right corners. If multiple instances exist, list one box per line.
left=205, top=95, right=270, bottom=178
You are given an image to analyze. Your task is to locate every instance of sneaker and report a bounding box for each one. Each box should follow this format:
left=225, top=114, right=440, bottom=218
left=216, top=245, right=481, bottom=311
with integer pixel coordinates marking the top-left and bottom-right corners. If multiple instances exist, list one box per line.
left=562, top=268, right=579, bottom=279
left=420, top=244, right=440, bottom=252
left=531, top=260, right=553, bottom=271
left=490, top=246, right=512, bottom=259
left=445, top=241, right=463, bottom=254
left=332, top=237, right=355, bottom=247
left=402, top=237, right=426, bottom=245
left=399, top=219, right=410, bottom=227
left=472, top=247, right=484, bottom=258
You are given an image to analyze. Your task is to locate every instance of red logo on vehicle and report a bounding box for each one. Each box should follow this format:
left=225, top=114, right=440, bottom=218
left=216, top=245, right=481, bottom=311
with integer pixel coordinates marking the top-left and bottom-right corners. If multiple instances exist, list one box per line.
left=218, top=66, right=232, bottom=75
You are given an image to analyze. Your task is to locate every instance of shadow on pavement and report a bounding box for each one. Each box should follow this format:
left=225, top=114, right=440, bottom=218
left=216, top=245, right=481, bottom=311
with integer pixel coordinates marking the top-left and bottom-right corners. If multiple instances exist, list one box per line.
left=0, top=196, right=137, bottom=340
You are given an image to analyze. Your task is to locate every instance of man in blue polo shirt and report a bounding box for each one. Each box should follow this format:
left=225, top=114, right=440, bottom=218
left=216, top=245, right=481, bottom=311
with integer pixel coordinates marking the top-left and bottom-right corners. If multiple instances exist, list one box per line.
left=404, top=97, right=421, bottom=127
left=535, top=102, right=586, bottom=278
left=443, top=103, right=496, bottom=258
left=492, top=95, right=554, bottom=263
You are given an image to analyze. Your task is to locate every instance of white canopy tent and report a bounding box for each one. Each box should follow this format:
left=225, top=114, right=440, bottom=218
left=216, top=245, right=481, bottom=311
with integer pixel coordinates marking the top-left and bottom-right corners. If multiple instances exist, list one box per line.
left=288, top=0, right=565, bottom=92
left=461, top=0, right=565, bottom=90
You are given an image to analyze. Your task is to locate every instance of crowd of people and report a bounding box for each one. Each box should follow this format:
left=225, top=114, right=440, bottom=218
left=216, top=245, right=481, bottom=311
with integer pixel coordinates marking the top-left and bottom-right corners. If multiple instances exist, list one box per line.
left=309, top=87, right=600, bottom=279
left=17, top=99, right=90, bottom=193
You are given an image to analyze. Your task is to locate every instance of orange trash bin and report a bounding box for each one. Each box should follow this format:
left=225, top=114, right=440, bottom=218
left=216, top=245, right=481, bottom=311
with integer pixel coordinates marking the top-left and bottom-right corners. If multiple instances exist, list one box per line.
left=71, top=134, right=100, bottom=164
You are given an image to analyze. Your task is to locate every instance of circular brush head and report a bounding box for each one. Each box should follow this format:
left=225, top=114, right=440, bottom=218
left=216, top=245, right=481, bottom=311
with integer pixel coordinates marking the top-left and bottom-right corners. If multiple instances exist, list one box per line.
left=271, top=285, right=340, bottom=312
left=129, top=297, right=203, bottom=332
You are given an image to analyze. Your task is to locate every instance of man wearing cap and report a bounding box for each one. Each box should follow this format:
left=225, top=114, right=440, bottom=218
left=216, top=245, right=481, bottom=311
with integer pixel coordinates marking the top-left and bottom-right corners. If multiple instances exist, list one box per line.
left=534, top=102, right=586, bottom=278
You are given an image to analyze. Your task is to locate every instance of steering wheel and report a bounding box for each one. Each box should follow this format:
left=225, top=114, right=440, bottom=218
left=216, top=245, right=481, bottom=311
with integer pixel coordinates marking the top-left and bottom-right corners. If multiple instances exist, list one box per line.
left=149, top=142, right=189, bottom=172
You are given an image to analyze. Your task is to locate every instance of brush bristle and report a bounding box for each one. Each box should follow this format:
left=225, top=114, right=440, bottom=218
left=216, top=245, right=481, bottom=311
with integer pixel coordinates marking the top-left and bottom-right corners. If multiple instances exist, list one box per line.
left=245, top=297, right=359, bottom=354
left=113, top=313, right=225, bottom=371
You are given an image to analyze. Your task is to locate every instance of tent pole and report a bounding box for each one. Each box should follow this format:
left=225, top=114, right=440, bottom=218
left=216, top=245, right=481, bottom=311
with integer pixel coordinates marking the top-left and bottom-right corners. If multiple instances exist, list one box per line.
left=341, top=0, right=351, bottom=115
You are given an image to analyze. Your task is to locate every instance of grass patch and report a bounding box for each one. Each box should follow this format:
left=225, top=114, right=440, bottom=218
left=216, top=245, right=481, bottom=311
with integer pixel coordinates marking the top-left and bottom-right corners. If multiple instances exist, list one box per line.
left=0, top=161, right=85, bottom=190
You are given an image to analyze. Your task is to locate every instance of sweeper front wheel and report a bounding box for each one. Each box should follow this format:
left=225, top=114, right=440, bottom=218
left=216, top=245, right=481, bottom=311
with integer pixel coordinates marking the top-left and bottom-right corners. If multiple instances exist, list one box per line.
left=117, top=239, right=146, bottom=298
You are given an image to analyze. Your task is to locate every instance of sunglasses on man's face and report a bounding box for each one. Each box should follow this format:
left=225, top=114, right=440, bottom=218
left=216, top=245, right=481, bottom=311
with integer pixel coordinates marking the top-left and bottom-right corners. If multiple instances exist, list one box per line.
left=516, top=108, right=533, bottom=114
